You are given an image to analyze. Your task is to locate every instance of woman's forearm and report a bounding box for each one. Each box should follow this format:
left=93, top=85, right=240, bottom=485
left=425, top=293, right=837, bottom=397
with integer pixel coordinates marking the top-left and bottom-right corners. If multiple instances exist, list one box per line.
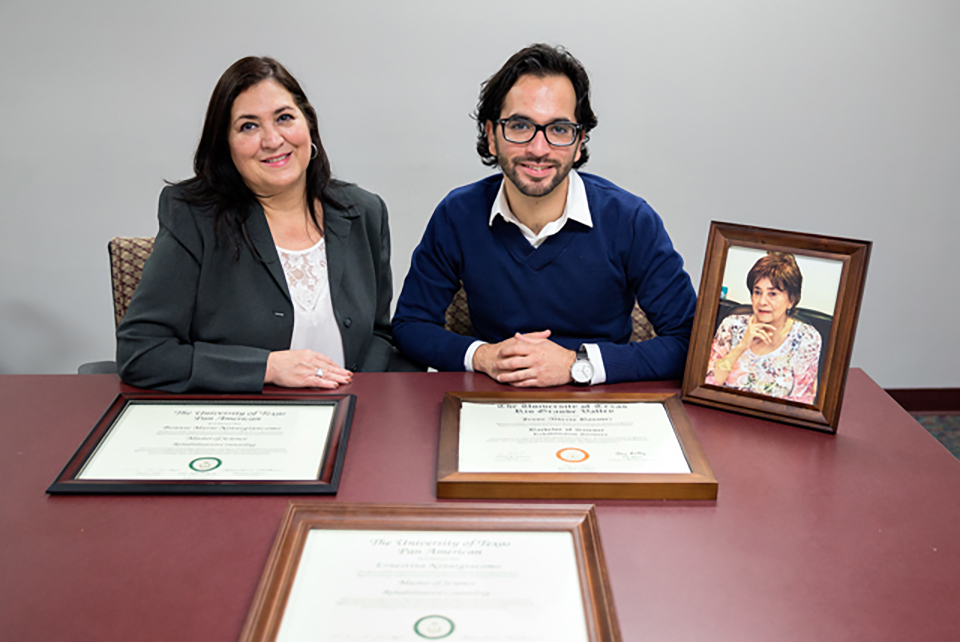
left=712, top=344, right=747, bottom=385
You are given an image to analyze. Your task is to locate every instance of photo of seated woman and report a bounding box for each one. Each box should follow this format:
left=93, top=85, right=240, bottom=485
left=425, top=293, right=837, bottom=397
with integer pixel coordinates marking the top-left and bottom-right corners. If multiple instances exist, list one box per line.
left=117, top=56, right=404, bottom=393
left=705, top=249, right=841, bottom=405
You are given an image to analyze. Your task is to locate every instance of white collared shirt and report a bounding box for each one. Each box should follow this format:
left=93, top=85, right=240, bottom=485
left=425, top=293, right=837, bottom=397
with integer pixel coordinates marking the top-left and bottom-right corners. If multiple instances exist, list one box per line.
left=464, top=170, right=606, bottom=384
left=489, top=168, right=593, bottom=246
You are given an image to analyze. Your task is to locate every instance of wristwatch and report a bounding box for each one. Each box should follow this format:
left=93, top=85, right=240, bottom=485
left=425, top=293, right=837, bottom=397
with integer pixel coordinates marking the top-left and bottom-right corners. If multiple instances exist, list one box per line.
left=570, top=347, right=594, bottom=385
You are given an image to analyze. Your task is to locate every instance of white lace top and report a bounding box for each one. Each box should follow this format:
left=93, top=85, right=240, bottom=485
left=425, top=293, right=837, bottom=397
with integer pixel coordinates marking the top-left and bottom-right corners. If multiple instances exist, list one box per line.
left=276, top=237, right=345, bottom=367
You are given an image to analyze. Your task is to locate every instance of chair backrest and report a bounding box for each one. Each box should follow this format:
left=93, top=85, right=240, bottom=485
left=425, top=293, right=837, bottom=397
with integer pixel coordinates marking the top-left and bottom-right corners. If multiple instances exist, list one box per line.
left=443, top=286, right=656, bottom=342
left=715, top=301, right=832, bottom=376
left=443, top=287, right=474, bottom=336
left=108, top=236, right=155, bottom=327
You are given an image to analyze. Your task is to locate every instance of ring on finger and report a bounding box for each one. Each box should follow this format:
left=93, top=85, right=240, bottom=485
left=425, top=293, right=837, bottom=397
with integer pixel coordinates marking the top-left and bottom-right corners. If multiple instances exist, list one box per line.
left=316, top=367, right=324, bottom=378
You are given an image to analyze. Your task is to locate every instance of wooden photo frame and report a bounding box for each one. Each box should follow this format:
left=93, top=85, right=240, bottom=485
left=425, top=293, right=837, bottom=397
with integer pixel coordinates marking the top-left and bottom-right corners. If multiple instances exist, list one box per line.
left=240, top=502, right=620, bottom=642
left=682, top=222, right=871, bottom=433
left=47, top=393, right=355, bottom=494
left=437, top=391, right=718, bottom=500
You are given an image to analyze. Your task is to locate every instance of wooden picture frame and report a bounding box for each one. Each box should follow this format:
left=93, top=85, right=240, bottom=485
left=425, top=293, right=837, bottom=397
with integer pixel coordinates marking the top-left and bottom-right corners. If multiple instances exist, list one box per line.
left=437, top=391, right=718, bottom=500
left=682, top=222, right=871, bottom=433
left=240, top=502, right=620, bottom=642
left=47, top=393, right=355, bottom=494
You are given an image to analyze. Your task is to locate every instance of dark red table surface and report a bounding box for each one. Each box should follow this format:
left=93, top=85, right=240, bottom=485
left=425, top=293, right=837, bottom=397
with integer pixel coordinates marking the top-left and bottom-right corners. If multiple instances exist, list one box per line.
left=1, top=370, right=958, bottom=641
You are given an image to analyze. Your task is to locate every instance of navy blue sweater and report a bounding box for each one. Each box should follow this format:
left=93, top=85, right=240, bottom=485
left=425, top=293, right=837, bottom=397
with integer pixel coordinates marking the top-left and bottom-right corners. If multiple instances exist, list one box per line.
left=393, top=173, right=697, bottom=382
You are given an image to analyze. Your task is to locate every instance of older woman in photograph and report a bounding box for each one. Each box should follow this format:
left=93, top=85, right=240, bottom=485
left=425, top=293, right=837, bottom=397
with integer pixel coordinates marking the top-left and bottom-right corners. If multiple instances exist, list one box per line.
left=705, top=252, right=822, bottom=404
left=117, top=56, right=398, bottom=392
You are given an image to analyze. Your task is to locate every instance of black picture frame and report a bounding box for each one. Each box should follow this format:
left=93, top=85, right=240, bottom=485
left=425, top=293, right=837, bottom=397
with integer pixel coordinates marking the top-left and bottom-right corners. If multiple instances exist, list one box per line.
left=47, top=392, right=355, bottom=494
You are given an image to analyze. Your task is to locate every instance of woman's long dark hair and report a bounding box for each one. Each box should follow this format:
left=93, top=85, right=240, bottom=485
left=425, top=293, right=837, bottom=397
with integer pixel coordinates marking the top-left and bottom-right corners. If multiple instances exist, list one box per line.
left=178, top=56, right=342, bottom=257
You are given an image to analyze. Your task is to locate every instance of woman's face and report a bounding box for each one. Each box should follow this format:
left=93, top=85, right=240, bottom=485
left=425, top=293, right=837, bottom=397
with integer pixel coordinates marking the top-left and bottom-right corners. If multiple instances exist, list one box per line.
left=751, top=278, right=794, bottom=326
left=227, top=79, right=312, bottom=199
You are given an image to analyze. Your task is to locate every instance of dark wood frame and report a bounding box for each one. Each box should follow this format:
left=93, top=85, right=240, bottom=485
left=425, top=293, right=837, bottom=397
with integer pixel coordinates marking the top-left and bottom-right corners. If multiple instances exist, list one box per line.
left=47, top=393, right=355, bottom=494
left=437, top=391, right=718, bottom=500
left=239, top=502, right=619, bottom=642
left=682, top=222, right=871, bottom=433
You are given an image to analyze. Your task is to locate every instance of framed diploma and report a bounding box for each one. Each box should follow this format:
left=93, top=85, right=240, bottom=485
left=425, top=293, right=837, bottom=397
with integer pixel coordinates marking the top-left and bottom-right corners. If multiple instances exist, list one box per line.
left=47, top=393, right=355, bottom=494
left=682, top=222, right=871, bottom=433
left=240, top=502, right=620, bottom=642
left=437, top=392, right=717, bottom=500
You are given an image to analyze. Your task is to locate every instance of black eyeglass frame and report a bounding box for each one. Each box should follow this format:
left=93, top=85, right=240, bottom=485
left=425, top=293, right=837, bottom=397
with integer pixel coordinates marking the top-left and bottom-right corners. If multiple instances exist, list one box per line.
left=495, top=118, right=585, bottom=147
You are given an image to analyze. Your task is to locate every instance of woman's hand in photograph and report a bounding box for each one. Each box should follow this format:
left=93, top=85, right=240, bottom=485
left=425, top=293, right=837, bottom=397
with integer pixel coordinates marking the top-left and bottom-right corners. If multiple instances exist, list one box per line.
left=741, top=315, right=777, bottom=349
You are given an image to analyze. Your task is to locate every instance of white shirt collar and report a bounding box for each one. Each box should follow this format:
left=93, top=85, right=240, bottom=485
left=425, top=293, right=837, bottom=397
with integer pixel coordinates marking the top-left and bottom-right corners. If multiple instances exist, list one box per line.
left=489, top=169, right=592, bottom=247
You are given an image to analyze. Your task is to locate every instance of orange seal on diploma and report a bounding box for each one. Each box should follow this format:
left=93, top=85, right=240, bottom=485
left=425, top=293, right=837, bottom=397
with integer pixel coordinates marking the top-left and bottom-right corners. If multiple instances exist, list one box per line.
left=556, top=447, right=590, bottom=463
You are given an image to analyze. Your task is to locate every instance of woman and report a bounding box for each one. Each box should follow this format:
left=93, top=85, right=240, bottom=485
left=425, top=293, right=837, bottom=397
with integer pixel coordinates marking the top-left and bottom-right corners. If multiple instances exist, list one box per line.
left=117, top=57, right=397, bottom=392
left=705, top=252, right=822, bottom=404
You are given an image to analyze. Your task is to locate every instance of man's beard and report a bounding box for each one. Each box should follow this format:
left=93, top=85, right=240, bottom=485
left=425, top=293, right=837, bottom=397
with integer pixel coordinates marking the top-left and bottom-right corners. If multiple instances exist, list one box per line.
left=496, top=144, right=574, bottom=198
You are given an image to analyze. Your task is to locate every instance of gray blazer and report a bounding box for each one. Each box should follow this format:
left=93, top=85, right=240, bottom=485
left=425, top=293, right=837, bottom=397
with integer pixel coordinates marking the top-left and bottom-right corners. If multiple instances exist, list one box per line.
left=117, top=182, right=396, bottom=392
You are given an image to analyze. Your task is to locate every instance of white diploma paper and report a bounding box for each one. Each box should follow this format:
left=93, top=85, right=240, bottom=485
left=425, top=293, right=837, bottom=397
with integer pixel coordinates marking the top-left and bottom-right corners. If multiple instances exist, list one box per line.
left=276, top=529, right=589, bottom=642
left=78, top=402, right=334, bottom=481
left=458, top=401, right=690, bottom=474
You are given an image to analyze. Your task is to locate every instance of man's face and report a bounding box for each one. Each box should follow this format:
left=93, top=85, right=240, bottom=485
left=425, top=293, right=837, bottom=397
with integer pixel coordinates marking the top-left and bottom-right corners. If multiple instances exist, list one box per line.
left=485, top=74, right=583, bottom=199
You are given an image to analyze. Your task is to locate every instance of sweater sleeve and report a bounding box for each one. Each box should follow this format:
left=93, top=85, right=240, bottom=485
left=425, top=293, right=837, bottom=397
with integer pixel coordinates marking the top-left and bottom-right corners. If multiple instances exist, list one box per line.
left=392, top=202, right=478, bottom=371
left=595, top=201, right=697, bottom=383
left=116, top=187, right=270, bottom=392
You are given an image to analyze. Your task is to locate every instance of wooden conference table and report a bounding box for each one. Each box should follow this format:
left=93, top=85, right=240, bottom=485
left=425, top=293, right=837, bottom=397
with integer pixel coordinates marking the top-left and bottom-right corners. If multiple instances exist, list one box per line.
left=1, top=369, right=959, bottom=641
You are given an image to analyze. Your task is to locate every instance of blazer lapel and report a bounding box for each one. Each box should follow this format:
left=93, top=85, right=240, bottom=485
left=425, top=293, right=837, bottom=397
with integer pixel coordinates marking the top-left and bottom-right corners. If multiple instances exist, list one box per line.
left=323, top=200, right=357, bottom=303
left=244, top=202, right=291, bottom=302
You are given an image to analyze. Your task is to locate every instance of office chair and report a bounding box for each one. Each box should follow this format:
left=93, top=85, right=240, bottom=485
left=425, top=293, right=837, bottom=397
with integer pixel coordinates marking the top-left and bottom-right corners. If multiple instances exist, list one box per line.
left=77, top=236, right=156, bottom=374
left=108, top=236, right=156, bottom=327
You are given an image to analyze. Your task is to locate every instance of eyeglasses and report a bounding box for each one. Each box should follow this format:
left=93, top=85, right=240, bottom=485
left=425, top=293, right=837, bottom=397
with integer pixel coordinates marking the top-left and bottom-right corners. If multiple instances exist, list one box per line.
left=495, top=118, right=583, bottom=147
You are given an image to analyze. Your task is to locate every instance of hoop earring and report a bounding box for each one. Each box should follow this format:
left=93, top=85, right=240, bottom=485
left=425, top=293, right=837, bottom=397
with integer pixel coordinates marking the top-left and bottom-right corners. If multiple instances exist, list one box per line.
left=310, top=143, right=319, bottom=160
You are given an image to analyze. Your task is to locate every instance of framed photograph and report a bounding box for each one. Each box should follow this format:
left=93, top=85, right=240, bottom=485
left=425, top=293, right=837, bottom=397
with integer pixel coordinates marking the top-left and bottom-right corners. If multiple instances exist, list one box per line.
left=47, top=393, right=355, bottom=494
left=240, top=502, right=620, bottom=642
left=436, top=391, right=717, bottom=500
left=682, top=222, right=871, bottom=433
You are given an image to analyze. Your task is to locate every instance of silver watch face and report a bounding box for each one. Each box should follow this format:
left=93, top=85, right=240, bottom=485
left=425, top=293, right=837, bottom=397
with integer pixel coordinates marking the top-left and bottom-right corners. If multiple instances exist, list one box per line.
left=572, top=359, right=594, bottom=383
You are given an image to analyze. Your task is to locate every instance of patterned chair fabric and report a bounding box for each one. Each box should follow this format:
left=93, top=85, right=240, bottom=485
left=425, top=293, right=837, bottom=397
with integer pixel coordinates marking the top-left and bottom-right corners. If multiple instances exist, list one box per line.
left=443, top=287, right=474, bottom=337
left=109, top=236, right=155, bottom=328
left=443, top=286, right=656, bottom=342
left=629, top=305, right=656, bottom=343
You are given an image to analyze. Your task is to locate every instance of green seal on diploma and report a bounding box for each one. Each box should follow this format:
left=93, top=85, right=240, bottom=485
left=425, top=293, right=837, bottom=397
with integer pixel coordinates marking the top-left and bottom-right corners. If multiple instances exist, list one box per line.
left=189, top=457, right=222, bottom=472
left=414, top=615, right=454, bottom=639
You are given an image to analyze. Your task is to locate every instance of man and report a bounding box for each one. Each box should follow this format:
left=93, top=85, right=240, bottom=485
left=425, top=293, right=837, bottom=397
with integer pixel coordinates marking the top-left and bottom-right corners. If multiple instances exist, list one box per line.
left=393, top=44, right=696, bottom=386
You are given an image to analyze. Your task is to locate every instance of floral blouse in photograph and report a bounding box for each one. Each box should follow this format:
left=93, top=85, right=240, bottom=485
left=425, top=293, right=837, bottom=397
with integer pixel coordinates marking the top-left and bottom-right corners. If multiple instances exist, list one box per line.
left=705, top=315, right=822, bottom=404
